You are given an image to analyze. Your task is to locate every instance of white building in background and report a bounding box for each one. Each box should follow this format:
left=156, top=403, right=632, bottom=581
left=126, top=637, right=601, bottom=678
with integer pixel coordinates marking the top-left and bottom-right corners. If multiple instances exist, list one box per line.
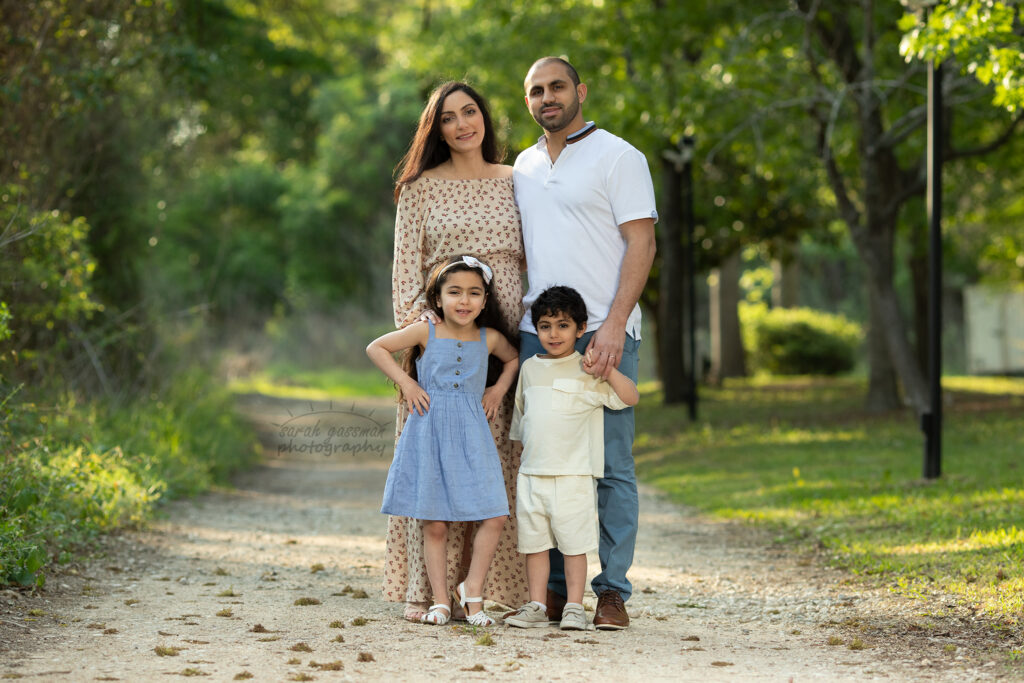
left=964, top=285, right=1024, bottom=374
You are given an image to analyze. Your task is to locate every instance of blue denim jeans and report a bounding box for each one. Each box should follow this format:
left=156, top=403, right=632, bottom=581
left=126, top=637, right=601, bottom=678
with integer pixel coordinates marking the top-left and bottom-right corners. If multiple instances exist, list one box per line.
left=519, top=329, right=640, bottom=601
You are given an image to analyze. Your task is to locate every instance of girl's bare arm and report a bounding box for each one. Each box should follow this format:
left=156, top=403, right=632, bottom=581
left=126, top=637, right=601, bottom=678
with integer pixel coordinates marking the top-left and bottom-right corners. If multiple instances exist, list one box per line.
left=482, top=329, right=520, bottom=420
left=366, top=322, right=431, bottom=415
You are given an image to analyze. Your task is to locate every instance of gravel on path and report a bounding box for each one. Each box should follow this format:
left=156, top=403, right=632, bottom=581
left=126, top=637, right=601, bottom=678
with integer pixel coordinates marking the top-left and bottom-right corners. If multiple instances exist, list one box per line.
left=1, top=395, right=1015, bottom=681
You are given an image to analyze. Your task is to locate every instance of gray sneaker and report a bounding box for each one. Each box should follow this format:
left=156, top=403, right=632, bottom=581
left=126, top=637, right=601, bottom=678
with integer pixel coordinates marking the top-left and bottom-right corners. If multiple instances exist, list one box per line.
left=504, top=602, right=550, bottom=628
left=559, top=603, right=587, bottom=631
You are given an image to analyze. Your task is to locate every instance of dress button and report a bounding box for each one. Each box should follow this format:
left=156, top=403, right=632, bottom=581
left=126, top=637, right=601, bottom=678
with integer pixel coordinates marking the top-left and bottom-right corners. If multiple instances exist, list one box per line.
left=457, top=356, right=462, bottom=362
left=455, top=370, right=460, bottom=375
left=457, top=342, right=463, bottom=348
left=453, top=383, right=459, bottom=388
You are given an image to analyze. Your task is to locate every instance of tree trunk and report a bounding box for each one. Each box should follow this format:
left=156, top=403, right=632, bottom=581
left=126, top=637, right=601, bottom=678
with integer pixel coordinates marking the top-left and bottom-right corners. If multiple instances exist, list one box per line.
left=771, top=248, right=800, bottom=308
left=797, top=0, right=930, bottom=416
left=865, top=286, right=902, bottom=411
left=850, top=223, right=929, bottom=413
left=658, top=155, right=686, bottom=403
left=709, top=251, right=746, bottom=382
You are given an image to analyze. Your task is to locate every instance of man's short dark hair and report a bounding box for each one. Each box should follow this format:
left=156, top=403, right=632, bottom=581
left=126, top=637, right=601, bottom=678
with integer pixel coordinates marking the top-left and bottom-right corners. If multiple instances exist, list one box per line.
left=528, top=56, right=581, bottom=87
left=531, top=286, right=587, bottom=328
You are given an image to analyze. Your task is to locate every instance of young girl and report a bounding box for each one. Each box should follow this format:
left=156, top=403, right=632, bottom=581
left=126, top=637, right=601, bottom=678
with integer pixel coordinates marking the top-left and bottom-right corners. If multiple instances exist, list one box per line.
left=366, top=255, right=519, bottom=627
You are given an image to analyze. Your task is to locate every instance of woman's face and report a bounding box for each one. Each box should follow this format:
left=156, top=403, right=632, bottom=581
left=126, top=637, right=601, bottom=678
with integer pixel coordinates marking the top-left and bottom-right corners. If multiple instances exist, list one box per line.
left=438, top=90, right=485, bottom=156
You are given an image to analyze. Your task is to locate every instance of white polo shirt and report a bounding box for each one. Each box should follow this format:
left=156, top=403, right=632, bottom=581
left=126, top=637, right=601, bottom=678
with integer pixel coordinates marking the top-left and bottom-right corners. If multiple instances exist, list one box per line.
left=514, top=122, right=658, bottom=338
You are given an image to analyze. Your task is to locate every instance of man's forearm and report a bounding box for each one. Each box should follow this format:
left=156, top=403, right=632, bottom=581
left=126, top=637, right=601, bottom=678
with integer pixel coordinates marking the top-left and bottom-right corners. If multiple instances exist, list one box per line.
left=606, top=219, right=656, bottom=330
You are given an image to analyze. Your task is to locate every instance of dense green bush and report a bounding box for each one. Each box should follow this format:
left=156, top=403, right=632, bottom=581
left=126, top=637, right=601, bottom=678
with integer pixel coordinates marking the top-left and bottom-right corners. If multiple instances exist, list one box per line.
left=741, top=303, right=863, bottom=375
left=0, top=185, right=101, bottom=373
left=0, top=370, right=257, bottom=587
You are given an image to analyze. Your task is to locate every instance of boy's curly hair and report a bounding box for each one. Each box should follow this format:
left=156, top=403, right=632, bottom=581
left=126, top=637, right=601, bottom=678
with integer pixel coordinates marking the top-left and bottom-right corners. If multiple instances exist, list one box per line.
left=530, top=285, right=587, bottom=329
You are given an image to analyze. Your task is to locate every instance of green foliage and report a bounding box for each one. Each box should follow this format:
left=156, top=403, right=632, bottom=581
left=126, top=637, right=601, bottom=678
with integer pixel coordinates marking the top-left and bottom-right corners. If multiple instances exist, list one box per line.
left=0, top=301, right=10, bottom=343
left=635, top=376, right=1024, bottom=622
left=0, top=371, right=257, bottom=587
left=0, top=185, right=101, bottom=371
left=156, top=162, right=290, bottom=316
left=741, top=303, right=863, bottom=376
left=900, top=1, right=1024, bottom=112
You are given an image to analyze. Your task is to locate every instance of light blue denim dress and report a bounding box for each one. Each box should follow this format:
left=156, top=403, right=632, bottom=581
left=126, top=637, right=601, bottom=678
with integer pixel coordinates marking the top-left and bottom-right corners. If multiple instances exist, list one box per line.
left=381, top=321, right=509, bottom=521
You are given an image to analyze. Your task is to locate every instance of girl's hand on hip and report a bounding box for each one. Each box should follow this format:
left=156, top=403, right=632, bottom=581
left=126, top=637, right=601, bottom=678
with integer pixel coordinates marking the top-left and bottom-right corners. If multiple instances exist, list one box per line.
left=402, top=381, right=431, bottom=416
left=481, top=386, right=503, bottom=421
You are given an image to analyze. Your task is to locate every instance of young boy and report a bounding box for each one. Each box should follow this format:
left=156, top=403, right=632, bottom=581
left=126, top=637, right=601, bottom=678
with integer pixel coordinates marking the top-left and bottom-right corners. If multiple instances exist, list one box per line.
left=504, top=286, right=639, bottom=630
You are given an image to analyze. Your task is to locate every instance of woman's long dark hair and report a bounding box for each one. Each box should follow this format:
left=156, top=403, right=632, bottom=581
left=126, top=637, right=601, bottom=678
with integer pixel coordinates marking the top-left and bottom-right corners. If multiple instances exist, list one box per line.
left=393, top=81, right=503, bottom=202
left=398, top=255, right=518, bottom=403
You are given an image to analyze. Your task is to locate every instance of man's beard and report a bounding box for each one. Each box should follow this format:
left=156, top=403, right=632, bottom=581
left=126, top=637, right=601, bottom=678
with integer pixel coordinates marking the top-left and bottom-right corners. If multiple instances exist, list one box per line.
left=533, top=96, right=580, bottom=132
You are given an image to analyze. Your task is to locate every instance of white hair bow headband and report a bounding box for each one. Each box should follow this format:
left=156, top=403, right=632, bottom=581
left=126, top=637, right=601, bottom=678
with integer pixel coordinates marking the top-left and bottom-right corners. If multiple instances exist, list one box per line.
left=440, top=255, right=493, bottom=285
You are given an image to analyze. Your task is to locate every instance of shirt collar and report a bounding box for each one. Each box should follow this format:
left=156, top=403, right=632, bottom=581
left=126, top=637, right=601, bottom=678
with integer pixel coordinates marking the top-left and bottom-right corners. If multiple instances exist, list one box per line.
left=566, top=121, right=597, bottom=144
left=535, top=121, right=599, bottom=147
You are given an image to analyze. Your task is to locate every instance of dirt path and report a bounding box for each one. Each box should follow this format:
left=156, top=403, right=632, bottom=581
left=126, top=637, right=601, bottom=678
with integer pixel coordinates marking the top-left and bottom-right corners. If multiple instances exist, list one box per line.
left=1, top=395, right=1015, bottom=681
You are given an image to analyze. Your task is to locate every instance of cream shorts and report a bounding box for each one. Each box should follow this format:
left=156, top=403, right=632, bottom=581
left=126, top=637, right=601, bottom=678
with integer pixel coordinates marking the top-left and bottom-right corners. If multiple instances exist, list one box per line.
left=516, top=473, right=598, bottom=555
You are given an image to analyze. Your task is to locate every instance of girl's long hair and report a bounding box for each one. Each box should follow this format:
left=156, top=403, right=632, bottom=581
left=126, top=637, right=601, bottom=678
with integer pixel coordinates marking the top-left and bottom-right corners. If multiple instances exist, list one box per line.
left=393, top=81, right=503, bottom=202
left=398, top=255, right=518, bottom=403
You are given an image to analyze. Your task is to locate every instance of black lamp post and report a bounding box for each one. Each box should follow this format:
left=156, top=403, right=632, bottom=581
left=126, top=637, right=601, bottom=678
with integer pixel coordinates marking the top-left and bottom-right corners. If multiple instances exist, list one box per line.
left=903, top=0, right=943, bottom=479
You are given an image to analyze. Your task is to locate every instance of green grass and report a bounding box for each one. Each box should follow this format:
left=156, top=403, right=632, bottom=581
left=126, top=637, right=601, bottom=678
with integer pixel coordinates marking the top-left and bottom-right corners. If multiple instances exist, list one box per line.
left=0, top=369, right=258, bottom=587
left=634, top=375, right=1024, bottom=623
left=229, top=362, right=394, bottom=399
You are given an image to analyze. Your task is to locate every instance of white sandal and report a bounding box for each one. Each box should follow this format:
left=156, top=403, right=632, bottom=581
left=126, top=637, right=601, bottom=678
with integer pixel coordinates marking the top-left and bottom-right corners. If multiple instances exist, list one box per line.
left=455, top=582, right=495, bottom=627
left=420, top=603, right=451, bottom=625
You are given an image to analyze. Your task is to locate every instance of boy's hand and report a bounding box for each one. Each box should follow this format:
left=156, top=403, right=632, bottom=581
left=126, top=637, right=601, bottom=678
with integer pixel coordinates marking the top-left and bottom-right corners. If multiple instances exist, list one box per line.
left=401, top=380, right=430, bottom=416
left=582, top=349, right=599, bottom=377
left=482, top=385, right=504, bottom=421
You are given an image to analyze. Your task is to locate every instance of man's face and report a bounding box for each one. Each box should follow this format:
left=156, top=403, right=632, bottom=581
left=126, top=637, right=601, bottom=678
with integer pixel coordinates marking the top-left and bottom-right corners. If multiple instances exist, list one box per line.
left=536, top=311, right=585, bottom=359
left=524, top=62, right=585, bottom=133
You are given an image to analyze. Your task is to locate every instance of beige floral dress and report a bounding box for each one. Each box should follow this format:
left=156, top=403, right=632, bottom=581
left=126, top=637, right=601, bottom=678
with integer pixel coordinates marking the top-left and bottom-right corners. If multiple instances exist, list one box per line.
left=385, top=176, right=529, bottom=609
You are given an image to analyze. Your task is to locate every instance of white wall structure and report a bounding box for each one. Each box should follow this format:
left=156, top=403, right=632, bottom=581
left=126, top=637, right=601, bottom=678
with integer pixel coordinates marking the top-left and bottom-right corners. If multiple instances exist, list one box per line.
left=963, top=285, right=1024, bottom=374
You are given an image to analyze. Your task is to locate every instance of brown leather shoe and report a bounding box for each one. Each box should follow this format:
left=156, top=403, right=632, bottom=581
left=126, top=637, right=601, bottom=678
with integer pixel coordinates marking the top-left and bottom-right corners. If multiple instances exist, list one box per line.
left=545, top=589, right=566, bottom=622
left=593, top=590, right=629, bottom=630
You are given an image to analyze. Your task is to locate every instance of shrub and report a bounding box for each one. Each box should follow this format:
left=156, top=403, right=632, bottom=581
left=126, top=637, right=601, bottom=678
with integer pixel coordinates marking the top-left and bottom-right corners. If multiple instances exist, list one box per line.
left=741, top=303, right=863, bottom=375
left=0, top=369, right=257, bottom=587
left=0, top=185, right=100, bottom=373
